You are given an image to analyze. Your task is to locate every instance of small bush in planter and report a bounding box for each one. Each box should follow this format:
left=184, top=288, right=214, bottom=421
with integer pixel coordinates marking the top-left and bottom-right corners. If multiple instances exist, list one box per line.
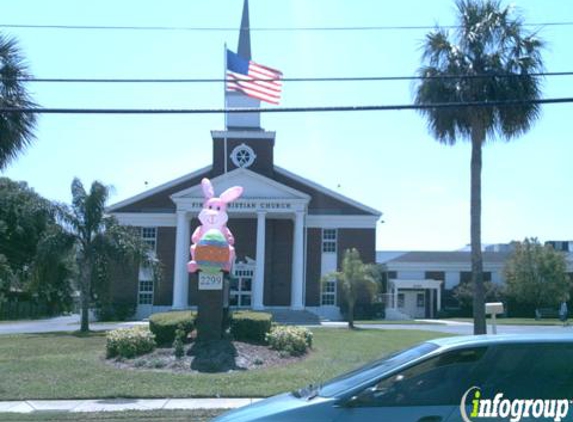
left=149, top=311, right=196, bottom=346
left=266, top=325, right=313, bottom=356
left=230, top=311, right=272, bottom=343
left=106, top=326, right=156, bottom=359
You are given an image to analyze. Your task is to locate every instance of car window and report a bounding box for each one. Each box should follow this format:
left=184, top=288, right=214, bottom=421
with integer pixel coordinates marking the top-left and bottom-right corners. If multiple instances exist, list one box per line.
left=480, top=343, right=573, bottom=399
left=354, top=347, right=488, bottom=407
left=318, top=342, right=439, bottom=397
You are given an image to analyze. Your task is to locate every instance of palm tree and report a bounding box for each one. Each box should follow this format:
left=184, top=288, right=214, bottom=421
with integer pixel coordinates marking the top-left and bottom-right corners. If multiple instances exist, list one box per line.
left=414, top=0, right=544, bottom=334
left=59, top=178, right=159, bottom=332
left=324, top=248, right=378, bottom=329
left=0, top=34, right=38, bottom=169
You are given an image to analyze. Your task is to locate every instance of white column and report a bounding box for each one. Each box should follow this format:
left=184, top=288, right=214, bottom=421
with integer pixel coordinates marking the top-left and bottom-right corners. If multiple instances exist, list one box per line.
left=253, top=211, right=266, bottom=310
left=291, top=211, right=305, bottom=310
left=437, top=285, right=442, bottom=311
left=393, top=283, right=398, bottom=309
left=172, top=210, right=190, bottom=309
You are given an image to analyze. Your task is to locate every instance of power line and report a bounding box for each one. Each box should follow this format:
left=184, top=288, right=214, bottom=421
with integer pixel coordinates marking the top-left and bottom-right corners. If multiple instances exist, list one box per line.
left=0, top=97, right=571, bottom=115
left=0, top=22, right=572, bottom=32
left=8, top=71, right=573, bottom=84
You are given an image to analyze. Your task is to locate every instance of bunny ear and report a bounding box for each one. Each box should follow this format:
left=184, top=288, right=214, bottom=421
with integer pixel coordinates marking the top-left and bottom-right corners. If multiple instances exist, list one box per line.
left=220, top=186, right=243, bottom=203
left=201, top=178, right=215, bottom=199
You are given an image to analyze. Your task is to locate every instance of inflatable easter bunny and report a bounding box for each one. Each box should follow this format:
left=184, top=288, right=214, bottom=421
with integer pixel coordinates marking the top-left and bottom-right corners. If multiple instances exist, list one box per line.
left=187, top=178, right=243, bottom=273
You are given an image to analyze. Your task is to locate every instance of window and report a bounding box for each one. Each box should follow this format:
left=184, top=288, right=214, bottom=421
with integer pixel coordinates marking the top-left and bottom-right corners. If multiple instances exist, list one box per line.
left=231, top=143, right=257, bottom=168
left=460, top=271, right=491, bottom=283
left=416, top=293, right=425, bottom=308
left=319, top=342, right=440, bottom=397
left=355, top=347, right=488, bottom=407
left=397, top=293, right=405, bottom=308
left=138, top=279, right=154, bottom=305
left=479, top=344, right=573, bottom=398
left=141, top=227, right=157, bottom=251
left=138, top=227, right=156, bottom=305
left=322, top=229, right=337, bottom=253
left=321, top=278, right=337, bottom=306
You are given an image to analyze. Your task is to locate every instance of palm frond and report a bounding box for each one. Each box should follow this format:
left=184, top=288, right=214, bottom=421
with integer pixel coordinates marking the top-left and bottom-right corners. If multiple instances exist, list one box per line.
left=414, top=0, right=544, bottom=145
left=0, top=33, right=38, bottom=169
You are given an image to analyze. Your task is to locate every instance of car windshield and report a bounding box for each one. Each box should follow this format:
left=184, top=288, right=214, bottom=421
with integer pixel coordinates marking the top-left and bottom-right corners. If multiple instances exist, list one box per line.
left=318, top=342, right=439, bottom=397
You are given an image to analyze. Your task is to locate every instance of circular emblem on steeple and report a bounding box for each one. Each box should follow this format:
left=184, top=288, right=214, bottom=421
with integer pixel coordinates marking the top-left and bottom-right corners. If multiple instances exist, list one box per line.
left=231, top=143, right=257, bottom=168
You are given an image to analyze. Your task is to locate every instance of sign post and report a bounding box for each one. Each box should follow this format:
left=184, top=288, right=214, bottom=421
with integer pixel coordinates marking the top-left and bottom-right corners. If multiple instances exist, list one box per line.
left=187, top=178, right=243, bottom=342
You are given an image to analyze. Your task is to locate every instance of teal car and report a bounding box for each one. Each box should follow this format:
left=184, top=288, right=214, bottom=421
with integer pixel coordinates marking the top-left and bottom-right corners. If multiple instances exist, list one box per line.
left=212, top=334, right=573, bottom=422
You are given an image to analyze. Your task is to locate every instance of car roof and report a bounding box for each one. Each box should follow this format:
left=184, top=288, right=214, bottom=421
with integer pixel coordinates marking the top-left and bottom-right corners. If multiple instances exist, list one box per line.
left=427, top=333, right=573, bottom=350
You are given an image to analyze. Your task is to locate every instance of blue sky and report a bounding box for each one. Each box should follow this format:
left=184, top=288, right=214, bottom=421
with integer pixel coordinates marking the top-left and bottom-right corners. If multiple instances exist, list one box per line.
left=2, top=0, right=572, bottom=251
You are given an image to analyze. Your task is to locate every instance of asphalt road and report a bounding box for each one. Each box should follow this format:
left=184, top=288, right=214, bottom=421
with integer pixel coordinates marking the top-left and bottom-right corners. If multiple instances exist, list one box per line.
left=0, top=314, right=145, bottom=335
left=321, top=321, right=573, bottom=335
left=1, top=314, right=572, bottom=336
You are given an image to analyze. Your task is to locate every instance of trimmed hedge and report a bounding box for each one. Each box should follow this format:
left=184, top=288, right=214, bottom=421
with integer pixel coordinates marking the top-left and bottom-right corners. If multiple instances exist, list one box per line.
left=230, top=311, right=272, bottom=344
left=267, top=325, right=313, bottom=356
left=149, top=311, right=196, bottom=346
left=106, top=326, right=156, bottom=359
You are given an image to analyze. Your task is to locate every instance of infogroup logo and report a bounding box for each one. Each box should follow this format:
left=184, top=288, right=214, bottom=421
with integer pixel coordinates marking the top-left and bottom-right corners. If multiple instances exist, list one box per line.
left=460, top=387, right=570, bottom=422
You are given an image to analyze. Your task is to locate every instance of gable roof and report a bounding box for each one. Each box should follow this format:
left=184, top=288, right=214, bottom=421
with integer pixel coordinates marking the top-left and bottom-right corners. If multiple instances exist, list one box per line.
left=171, top=167, right=311, bottom=201
left=107, top=164, right=382, bottom=217
left=275, top=166, right=382, bottom=216
left=106, top=165, right=211, bottom=212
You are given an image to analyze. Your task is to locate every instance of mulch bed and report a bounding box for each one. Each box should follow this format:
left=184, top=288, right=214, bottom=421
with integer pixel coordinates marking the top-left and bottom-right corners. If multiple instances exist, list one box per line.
left=106, top=339, right=309, bottom=374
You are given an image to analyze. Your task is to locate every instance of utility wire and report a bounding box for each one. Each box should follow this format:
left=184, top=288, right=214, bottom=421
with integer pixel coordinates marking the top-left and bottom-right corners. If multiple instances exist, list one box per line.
left=8, top=71, right=573, bottom=84
left=0, top=97, right=571, bottom=115
left=0, top=22, right=571, bottom=32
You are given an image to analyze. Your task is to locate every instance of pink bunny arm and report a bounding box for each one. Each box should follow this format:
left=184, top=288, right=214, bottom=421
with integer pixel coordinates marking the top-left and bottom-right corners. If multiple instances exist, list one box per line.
left=224, top=227, right=235, bottom=246
left=191, top=226, right=203, bottom=244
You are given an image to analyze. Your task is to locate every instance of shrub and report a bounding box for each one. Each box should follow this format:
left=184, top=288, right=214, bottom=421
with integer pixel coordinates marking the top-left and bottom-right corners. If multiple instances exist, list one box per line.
left=106, top=326, right=156, bottom=359
left=149, top=311, right=196, bottom=346
left=266, top=325, right=313, bottom=356
left=173, top=323, right=185, bottom=359
left=230, top=311, right=272, bottom=343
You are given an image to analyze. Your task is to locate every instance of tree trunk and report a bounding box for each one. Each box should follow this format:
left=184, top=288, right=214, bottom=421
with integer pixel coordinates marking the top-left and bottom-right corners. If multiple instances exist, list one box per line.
left=79, top=258, right=92, bottom=333
left=348, top=301, right=355, bottom=329
left=471, top=126, right=486, bottom=335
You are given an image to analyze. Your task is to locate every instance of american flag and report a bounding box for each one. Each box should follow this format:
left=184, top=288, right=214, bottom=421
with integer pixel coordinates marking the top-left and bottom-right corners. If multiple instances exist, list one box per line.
left=226, top=49, right=283, bottom=105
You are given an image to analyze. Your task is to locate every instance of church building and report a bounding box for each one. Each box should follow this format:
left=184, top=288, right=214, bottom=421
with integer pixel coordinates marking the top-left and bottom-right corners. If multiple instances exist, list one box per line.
left=107, top=0, right=382, bottom=320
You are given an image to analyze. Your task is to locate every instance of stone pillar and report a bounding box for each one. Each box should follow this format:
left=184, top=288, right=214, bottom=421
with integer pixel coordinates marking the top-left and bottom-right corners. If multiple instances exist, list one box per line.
left=290, top=211, right=305, bottom=310
left=172, top=210, right=190, bottom=309
left=253, top=211, right=266, bottom=310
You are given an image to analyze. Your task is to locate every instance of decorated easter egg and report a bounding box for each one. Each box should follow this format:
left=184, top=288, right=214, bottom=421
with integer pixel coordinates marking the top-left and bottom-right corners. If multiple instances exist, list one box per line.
left=195, top=229, right=230, bottom=272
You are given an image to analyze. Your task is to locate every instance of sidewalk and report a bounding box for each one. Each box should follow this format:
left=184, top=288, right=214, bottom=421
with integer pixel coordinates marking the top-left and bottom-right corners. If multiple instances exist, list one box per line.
left=0, top=398, right=260, bottom=413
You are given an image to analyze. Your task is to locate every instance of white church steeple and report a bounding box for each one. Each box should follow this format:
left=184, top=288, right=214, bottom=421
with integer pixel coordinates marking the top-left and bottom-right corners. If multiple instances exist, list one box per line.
left=226, top=0, right=261, bottom=129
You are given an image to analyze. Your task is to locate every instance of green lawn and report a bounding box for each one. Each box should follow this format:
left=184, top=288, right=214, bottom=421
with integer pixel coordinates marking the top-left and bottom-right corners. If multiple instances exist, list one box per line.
left=445, top=317, right=565, bottom=326
left=0, top=410, right=224, bottom=422
left=0, top=328, right=448, bottom=400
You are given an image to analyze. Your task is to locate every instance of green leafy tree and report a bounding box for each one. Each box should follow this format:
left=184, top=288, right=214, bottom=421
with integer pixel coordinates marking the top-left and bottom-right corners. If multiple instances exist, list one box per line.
left=414, top=0, right=544, bottom=334
left=0, top=254, right=13, bottom=305
left=323, top=248, right=378, bottom=329
left=58, top=178, right=160, bottom=332
left=453, top=279, right=505, bottom=315
left=0, top=34, right=38, bottom=168
left=0, top=177, right=73, bottom=313
left=504, top=238, right=570, bottom=310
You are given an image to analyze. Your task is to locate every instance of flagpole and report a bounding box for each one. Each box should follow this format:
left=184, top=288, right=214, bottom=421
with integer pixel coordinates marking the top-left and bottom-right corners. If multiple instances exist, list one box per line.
left=223, top=43, right=228, bottom=174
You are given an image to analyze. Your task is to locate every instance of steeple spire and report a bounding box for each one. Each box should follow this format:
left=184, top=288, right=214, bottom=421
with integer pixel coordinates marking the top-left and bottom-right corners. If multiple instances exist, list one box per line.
left=225, top=0, right=260, bottom=130
left=237, top=0, right=251, bottom=60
